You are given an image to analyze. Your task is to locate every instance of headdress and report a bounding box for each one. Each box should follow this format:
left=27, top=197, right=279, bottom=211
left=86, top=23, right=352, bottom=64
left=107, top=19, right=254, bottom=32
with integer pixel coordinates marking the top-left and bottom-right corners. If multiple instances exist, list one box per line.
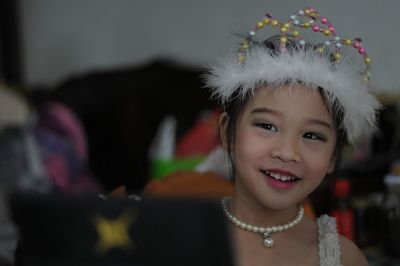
left=204, top=7, right=381, bottom=144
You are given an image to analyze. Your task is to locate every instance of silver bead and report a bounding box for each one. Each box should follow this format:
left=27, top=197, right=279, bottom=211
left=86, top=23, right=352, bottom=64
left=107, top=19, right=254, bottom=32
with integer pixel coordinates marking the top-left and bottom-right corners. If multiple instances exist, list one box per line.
left=249, top=31, right=256, bottom=36
left=298, top=10, right=305, bottom=15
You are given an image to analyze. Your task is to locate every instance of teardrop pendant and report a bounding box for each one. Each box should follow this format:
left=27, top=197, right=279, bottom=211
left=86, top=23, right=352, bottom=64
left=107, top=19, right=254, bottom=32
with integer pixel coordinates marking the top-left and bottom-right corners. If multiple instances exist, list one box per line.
left=262, top=232, right=274, bottom=248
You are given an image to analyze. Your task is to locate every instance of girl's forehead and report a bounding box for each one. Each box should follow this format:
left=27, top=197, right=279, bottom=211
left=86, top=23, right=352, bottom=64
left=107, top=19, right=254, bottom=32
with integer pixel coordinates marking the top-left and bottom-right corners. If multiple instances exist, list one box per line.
left=253, top=84, right=319, bottom=98
left=244, top=85, right=333, bottom=120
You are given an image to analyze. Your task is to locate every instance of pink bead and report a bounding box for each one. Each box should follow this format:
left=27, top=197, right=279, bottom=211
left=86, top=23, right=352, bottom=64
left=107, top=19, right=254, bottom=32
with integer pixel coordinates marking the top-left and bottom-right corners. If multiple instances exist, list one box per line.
left=358, top=48, right=366, bottom=54
left=353, top=42, right=361, bottom=48
left=321, top=17, right=328, bottom=24
left=313, top=25, right=320, bottom=32
left=328, top=26, right=335, bottom=32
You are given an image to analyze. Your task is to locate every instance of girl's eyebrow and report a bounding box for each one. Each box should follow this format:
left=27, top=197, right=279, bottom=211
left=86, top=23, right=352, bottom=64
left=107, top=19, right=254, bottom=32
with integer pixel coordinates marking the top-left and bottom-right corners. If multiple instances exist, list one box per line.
left=251, top=107, right=332, bottom=129
left=250, top=107, right=279, bottom=115
left=307, top=118, right=332, bottom=129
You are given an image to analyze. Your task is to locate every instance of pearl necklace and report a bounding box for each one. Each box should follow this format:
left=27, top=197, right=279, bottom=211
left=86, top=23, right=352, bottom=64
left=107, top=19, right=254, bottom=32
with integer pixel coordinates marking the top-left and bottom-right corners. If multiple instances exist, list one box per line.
left=221, top=197, right=304, bottom=248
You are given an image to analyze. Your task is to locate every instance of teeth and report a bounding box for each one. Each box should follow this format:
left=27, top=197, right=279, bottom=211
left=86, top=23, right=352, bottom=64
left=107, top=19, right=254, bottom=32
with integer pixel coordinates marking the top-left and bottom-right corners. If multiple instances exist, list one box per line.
left=265, top=171, right=296, bottom=182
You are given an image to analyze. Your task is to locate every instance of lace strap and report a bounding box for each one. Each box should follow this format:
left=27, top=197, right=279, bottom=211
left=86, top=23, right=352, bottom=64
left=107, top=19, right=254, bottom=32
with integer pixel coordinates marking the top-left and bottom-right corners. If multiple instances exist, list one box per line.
left=317, top=215, right=343, bottom=266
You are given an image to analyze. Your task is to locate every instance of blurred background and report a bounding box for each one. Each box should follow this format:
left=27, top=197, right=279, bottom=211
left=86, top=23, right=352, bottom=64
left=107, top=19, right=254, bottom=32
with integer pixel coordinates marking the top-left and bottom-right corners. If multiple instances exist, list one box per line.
left=1, top=0, right=400, bottom=265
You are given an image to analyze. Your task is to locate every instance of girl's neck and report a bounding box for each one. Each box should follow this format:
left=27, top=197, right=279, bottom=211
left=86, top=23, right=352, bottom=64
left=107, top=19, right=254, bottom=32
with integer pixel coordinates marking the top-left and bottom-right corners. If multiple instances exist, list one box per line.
left=229, top=194, right=300, bottom=227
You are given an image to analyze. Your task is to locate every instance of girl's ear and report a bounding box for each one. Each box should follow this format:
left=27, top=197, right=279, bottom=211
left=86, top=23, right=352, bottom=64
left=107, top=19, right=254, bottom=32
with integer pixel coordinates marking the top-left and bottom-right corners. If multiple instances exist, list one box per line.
left=219, top=112, right=230, bottom=151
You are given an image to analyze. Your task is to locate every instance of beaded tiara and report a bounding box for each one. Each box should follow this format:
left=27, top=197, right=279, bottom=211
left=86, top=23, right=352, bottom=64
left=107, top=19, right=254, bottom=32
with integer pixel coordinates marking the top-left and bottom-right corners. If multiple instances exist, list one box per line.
left=204, top=7, right=381, bottom=144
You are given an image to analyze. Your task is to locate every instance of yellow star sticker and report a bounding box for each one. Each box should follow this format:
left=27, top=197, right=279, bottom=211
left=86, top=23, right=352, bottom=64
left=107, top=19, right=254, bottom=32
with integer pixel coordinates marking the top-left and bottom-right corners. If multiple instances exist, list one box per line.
left=93, top=209, right=136, bottom=254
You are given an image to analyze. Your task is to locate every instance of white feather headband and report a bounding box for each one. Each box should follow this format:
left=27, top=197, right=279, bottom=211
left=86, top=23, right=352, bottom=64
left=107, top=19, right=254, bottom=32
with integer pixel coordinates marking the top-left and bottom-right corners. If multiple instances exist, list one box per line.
left=204, top=7, right=382, bottom=144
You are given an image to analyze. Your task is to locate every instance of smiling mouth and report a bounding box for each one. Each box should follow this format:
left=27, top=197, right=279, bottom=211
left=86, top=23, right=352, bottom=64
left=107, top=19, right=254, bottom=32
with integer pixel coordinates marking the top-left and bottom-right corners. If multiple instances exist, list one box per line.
left=261, top=170, right=301, bottom=182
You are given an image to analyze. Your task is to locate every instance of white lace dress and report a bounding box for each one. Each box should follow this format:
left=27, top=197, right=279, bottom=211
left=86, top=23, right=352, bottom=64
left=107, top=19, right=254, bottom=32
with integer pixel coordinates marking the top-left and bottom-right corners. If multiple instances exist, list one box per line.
left=317, top=215, right=343, bottom=266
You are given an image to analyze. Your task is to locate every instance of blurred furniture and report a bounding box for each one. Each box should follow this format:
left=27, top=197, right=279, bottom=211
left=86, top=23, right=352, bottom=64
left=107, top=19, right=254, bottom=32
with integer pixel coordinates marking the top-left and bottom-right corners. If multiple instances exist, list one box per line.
left=29, top=60, right=216, bottom=192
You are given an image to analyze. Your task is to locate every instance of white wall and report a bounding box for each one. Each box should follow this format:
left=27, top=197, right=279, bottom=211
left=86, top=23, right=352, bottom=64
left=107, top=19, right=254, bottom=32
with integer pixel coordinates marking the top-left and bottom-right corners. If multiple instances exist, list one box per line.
left=19, top=0, right=400, bottom=92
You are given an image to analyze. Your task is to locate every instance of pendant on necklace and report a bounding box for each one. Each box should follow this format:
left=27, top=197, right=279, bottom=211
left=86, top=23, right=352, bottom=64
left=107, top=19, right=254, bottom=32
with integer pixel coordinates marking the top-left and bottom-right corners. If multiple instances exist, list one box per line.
left=262, top=232, right=274, bottom=248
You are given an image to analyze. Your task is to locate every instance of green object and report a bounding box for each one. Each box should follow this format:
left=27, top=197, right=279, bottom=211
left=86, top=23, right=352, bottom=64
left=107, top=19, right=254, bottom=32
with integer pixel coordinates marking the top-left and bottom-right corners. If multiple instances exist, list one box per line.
left=151, top=156, right=204, bottom=179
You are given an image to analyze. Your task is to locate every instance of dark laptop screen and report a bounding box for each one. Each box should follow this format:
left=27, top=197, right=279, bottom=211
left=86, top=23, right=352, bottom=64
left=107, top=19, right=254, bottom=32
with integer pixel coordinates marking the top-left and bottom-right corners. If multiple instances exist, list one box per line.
left=10, top=193, right=234, bottom=266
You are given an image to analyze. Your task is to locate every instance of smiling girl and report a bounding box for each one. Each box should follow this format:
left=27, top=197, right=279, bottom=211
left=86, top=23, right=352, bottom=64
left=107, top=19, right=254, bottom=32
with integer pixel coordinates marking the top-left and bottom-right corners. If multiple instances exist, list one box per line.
left=205, top=7, right=381, bottom=266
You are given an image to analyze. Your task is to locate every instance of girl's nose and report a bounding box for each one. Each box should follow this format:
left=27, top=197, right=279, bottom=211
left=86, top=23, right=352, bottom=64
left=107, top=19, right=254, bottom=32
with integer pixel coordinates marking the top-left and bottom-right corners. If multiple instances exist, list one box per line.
left=270, top=137, right=301, bottom=163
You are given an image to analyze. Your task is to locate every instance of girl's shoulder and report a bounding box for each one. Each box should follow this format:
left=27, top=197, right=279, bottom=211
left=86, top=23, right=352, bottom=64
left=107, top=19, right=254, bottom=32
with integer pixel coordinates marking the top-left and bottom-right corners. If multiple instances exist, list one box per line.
left=316, top=215, right=368, bottom=266
left=339, top=235, right=369, bottom=266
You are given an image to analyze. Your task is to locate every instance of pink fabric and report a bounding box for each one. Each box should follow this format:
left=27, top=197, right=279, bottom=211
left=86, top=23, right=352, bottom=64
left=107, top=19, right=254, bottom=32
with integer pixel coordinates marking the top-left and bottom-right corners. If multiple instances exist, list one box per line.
left=35, top=101, right=102, bottom=193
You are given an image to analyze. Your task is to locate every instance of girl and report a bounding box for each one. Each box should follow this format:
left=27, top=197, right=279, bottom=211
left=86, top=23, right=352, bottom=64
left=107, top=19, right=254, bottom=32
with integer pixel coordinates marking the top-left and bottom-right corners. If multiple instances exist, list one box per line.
left=205, top=7, right=381, bottom=266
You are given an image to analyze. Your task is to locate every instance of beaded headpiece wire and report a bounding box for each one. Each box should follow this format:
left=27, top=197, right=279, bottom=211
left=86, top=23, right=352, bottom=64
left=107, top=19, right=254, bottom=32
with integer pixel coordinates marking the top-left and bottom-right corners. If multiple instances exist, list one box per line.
left=238, top=7, right=371, bottom=82
left=204, top=7, right=381, bottom=144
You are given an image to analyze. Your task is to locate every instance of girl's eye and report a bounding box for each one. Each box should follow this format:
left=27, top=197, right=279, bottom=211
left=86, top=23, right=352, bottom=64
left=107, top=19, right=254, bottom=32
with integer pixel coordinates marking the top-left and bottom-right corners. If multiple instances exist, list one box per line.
left=256, top=123, right=277, bottom=132
left=303, top=132, right=325, bottom=141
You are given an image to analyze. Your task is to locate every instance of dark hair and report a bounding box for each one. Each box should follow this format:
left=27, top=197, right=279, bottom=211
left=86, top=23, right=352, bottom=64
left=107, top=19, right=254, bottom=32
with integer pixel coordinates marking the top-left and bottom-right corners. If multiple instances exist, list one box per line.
left=221, top=35, right=348, bottom=179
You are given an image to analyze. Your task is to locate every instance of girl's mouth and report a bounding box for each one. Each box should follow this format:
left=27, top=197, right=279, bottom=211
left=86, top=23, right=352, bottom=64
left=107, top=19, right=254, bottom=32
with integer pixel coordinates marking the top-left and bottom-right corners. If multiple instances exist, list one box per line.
left=261, top=169, right=301, bottom=188
left=263, top=170, right=300, bottom=182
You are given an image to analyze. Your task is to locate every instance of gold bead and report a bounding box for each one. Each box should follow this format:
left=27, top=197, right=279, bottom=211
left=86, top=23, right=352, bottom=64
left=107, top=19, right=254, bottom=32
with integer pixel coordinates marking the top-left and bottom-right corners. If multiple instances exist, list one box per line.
left=280, top=26, right=288, bottom=33
left=241, top=43, right=249, bottom=49
left=280, top=37, right=288, bottom=43
left=271, top=20, right=279, bottom=26
left=257, top=22, right=264, bottom=28
left=303, top=22, right=310, bottom=28
left=334, top=53, right=341, bottom=60
left=292, top=30, right=300, bottom=37
left=364, top=57, right=371, bottom=64
left=323, top=29, right=331, bottom=36
left=344, top=39, right=352, bottom=46
left=317, top=47, right=324, bottom=53
left=239, top=55, right=246, bottom=63
left=263, top=18, right=270, bottom=25
left=284, top=23, right=290, bottom=28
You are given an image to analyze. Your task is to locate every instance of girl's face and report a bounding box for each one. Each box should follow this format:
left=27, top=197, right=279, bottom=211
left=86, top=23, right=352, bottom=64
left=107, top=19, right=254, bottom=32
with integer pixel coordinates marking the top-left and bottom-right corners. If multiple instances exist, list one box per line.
left=220, top=85, right=337, bottom=210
